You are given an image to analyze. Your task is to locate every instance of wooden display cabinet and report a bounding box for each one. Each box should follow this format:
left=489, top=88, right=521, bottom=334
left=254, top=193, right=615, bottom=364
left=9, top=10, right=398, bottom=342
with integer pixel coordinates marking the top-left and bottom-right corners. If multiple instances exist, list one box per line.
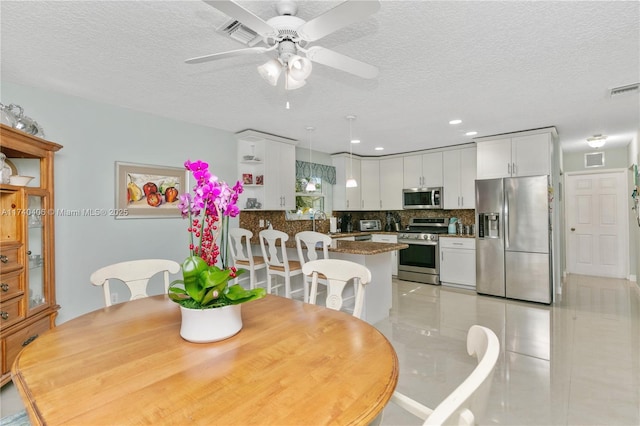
left=0, top=124, right=62, bottom=386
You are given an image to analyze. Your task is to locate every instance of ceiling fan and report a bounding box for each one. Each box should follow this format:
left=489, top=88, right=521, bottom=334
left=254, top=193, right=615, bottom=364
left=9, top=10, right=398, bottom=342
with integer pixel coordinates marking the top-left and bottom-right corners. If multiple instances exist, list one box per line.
left=185, top=0, right=380, bottom=89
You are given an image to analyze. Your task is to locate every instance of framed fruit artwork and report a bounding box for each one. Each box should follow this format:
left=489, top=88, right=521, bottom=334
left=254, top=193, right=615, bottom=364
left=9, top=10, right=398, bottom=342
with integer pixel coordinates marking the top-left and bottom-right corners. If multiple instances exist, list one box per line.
left=115, top=162, right=188, bottom=219
left=242, top=173, right=253, bottom=184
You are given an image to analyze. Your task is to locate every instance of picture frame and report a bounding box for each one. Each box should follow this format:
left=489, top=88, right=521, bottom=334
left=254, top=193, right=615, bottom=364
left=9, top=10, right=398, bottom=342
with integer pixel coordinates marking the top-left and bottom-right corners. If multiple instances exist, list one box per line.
left=243, top=173, right=253, bottom=185
left=115, top=162, right=188, bottom=219
left=255, top=175, right=264, bottom=185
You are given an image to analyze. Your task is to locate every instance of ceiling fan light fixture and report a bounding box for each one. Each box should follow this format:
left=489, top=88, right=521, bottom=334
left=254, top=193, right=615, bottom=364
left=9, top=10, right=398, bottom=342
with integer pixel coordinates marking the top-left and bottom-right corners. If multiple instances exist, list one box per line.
left=288, top=55, right=312, bottom=81
left=285, top=73, right=306, bottom=90
left=586, top=134, right=607, bottom=149
left=257, top=59, right=282, bottom=86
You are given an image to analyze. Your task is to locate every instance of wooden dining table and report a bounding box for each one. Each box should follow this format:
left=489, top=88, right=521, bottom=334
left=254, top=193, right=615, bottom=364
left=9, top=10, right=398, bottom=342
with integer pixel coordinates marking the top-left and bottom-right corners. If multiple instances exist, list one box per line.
left=11, top=294, right=399, bottom=425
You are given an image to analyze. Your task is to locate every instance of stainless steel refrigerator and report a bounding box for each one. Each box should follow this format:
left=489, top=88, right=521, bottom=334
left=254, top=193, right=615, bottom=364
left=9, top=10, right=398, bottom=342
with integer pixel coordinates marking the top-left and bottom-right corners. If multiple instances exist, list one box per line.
left=475, top=175, right=552, bottom=304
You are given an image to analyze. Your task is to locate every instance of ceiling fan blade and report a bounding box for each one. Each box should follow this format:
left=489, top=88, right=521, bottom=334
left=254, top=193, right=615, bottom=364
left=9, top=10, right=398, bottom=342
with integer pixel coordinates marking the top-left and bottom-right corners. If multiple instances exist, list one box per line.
left=202, top=0, right=278, bottom=38
left=297, top=0, right=381, bottom=42
left=185, top=47, right=269, bottom=64
left=305, top=46, right=378, bottom=79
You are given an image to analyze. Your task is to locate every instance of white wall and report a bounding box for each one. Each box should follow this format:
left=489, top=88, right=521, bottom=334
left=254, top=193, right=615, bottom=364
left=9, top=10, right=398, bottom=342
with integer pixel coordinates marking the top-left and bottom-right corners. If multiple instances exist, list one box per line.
left=3, top=82, right=238, bottom=323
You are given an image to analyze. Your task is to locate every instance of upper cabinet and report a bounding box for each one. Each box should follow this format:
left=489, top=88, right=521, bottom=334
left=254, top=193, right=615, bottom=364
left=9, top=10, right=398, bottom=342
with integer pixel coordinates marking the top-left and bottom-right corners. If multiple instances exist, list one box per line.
left=379, top=157, right=403, bottom=210
left=332, top=154, right=361, bottom=210
left=360, top=159, right=380, bottom=210
left=0, top=124, right=62, bottom=386
left=403, top=152, right=443, bottom=188
left=475, top=129, right=556, bottom=179
left=443, top=146, right=476, bottom=209
left=236, top=130, right=297, bottom=211
left=333, top=155, right=403, bottom=211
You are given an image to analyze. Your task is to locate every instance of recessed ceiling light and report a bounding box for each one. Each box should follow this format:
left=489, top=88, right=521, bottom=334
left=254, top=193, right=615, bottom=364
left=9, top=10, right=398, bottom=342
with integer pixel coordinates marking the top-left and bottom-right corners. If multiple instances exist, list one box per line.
left=375, top=147, right=384, bottom=151
left=351, top=139, right=361, bottom=144
left=449, top=119, right=462, bottom=125
left=465, top=131, right=478, bottom=136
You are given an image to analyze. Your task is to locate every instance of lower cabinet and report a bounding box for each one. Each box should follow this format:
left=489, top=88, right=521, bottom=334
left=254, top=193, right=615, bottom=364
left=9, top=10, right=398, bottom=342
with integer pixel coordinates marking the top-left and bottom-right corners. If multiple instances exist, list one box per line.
left=371, top=234, right=398, bottom=276
left=439, top=237, right=475, bottom=289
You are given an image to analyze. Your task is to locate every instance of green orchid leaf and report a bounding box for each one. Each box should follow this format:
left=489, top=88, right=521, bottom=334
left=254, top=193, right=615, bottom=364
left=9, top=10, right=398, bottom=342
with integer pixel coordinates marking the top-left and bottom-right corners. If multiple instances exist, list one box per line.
left=182, top=255, right=208, bottom=301
left=200, top=267, right=232, bottom=292
left=225, top=284, right=266, bottom=304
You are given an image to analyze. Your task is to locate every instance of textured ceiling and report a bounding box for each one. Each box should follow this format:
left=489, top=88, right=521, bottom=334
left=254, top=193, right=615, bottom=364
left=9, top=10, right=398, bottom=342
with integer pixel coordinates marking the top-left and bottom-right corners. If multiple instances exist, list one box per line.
left=1, top=1, right=638, bottom=156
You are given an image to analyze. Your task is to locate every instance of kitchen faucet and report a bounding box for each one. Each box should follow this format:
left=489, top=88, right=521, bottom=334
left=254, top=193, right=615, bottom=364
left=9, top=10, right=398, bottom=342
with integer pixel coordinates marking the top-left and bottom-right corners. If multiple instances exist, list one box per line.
left=312, top=210, right=327, bottom=232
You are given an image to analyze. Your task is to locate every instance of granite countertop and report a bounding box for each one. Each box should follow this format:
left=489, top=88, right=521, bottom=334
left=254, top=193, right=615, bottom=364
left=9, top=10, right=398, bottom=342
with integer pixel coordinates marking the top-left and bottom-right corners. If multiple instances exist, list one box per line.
left=440, top=234, right=476, bottom=239
left=329, top=231, right=399, bottom=238
left=328, top=240, right=408, bottom=255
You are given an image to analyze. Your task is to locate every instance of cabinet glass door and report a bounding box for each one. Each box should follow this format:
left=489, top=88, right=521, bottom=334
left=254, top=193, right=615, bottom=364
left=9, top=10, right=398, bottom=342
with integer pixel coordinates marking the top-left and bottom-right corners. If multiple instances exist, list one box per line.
left=27, top=195, right=46, bottom=309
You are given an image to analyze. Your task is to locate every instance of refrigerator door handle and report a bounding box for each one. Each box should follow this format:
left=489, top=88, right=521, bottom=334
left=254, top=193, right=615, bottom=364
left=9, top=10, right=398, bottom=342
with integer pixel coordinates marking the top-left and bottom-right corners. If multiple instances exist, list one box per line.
left=504, top=191, right=510, bottom=249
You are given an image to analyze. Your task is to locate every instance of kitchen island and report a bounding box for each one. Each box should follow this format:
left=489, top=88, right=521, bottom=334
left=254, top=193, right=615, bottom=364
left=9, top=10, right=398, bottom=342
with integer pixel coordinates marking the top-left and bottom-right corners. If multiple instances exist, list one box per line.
left=252, top=237, right=407, bottom=325
left=328, top=240, right=408, bottom=325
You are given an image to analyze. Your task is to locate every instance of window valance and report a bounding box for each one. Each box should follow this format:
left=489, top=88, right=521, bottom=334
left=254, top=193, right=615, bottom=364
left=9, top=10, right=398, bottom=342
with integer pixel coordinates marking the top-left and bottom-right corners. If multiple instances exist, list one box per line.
left=295, top=161, right=336, bottom=185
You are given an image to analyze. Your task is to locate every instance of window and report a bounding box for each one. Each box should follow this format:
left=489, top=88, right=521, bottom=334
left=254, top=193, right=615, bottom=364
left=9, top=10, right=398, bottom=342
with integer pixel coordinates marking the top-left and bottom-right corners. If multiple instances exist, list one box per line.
left=286, top=177, right=330, bottom=220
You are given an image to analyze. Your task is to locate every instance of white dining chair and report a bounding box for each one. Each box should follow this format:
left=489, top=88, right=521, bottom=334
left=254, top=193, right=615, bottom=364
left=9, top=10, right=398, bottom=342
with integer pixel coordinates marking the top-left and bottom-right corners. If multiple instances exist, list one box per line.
left=259, top=229, right=304, bottom=300
left=90, top=259, right=181, bottom=307
left=295, top=231, right=332, bottom=302
left=301, top=259, right=371, bottom=319
left=388, top=325, right=500, bottom=426
left=228, top=227, right=267, bottom=290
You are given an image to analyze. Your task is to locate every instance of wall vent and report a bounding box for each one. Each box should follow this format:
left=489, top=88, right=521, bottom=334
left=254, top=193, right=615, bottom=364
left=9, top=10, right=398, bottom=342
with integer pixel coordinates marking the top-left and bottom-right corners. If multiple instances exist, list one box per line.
left=585, top=152, right=605, bottom=168
left=610, top=83, right=639, bottom=97
left=217, top=19, right=260, bottom=46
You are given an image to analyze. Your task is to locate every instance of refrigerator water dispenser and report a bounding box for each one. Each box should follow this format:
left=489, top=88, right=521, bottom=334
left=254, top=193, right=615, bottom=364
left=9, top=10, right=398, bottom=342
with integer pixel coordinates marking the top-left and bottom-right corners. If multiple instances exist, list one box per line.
left=479, top=213, right=500, bottom=238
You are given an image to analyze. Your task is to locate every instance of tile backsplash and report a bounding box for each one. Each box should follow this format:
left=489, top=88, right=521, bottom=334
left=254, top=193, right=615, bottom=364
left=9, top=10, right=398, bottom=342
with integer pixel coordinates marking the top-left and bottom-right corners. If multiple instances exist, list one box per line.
left=239, top=209, right=475, bottom=245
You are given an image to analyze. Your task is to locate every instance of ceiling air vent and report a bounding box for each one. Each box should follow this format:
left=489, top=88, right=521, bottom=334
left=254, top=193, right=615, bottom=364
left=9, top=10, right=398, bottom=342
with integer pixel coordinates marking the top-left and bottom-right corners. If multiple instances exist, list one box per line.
left=610, top=83, right=639, bottom=97
left=585, top=152, right=605, bottom=168
left=217, top=19, right=261, bottom=46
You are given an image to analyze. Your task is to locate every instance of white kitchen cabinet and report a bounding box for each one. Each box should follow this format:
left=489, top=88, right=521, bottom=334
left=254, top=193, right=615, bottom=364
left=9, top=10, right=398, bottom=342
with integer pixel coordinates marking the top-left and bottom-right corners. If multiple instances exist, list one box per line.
left=476, top=130, right=554, bottom=179
left=439, top=237, right=476, bottom=289
left=237, top=130, right=297, bottom=210
left=443, top=146, right=476, bottom=209
left=360, top=159, right=380, bottom=210
left=379, top=157, right=404, bottom=210
left=332, top=154, right=361, bottom=210
left=264, top=140, right=296, bottom=210
left=371, top=234, right=398, bottom=276
left=403, top=152, right=443, bottom=188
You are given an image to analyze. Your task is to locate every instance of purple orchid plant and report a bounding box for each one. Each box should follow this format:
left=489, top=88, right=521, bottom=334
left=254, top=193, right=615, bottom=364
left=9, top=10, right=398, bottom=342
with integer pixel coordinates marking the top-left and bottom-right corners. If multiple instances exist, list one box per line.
left=168, top=160, right=266, bottom=309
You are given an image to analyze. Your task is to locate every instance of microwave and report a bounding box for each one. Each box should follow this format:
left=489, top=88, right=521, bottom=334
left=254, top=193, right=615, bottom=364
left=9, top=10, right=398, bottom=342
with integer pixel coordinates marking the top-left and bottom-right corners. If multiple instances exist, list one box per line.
left=402, top=187, right=443, bottom=209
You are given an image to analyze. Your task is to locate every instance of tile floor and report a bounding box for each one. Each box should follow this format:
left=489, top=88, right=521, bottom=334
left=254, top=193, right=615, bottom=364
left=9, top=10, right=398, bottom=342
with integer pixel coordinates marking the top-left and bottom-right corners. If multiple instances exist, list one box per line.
left=379, top=274, right=640, bottom=425
left=1, top=274, right=639, bottom=425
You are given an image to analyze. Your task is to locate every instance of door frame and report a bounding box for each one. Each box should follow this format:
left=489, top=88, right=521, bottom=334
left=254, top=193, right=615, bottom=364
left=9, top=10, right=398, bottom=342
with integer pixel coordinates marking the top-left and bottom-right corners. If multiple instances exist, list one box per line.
left=564, top=168, right=629, bottom=278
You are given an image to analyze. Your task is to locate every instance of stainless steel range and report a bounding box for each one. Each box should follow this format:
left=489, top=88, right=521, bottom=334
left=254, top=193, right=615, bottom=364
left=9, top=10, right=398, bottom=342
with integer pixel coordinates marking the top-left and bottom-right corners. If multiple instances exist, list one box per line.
left=397, top=217, right=449, bottom=285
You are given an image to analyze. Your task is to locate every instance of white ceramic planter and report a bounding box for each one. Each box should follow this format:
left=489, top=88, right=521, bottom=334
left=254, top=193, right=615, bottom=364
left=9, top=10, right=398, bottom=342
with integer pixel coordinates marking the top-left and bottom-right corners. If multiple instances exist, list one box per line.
left=179, top=304, right=243, bottom=343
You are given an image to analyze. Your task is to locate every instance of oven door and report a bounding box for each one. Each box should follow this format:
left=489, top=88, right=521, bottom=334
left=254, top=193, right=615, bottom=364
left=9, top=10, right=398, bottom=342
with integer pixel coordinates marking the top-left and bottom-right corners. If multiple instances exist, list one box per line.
left=397, top=239, right=440, bottom=284
left=397, top=239, right=439, bottom=276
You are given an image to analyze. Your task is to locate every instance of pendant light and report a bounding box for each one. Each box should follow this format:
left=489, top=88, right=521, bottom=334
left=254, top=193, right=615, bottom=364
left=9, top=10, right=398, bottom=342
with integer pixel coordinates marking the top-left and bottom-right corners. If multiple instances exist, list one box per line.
left=305, top=126, right=316, bottom=192
left=345, top=115, right=358, bottom=188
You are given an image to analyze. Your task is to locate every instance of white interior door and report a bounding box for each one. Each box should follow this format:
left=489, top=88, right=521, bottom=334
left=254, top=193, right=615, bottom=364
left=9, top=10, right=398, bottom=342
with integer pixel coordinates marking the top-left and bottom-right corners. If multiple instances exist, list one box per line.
left=565, top=171, right=628, bottom=278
